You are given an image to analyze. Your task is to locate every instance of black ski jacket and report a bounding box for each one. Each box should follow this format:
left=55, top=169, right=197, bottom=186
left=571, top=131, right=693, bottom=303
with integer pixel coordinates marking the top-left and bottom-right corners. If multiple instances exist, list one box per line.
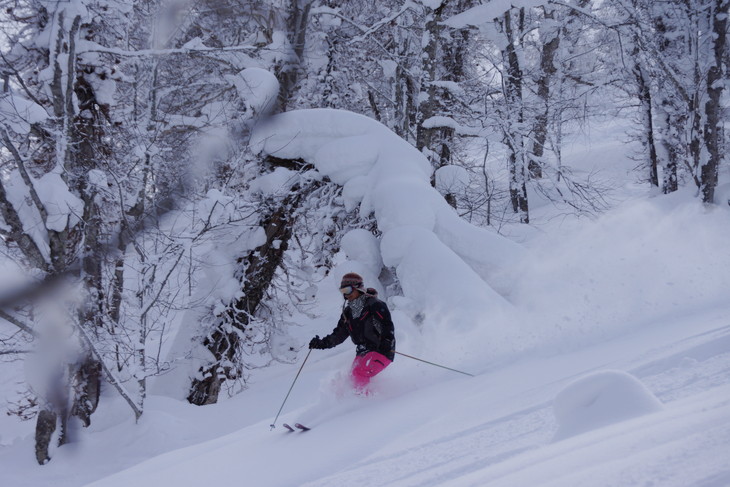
left=319, top=296, right=396, bottom=361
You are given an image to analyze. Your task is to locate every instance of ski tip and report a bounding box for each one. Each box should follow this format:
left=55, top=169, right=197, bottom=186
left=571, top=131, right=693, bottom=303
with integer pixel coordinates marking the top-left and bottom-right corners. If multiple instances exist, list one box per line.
left=282, top=423, right=296, bottom=432
left=294, top=423, right=311, bottom=431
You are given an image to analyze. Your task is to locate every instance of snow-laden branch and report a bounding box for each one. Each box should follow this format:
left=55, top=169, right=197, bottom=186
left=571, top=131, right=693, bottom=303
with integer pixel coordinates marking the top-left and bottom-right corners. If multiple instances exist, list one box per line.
left=0, top=170, right=50, bottom=271
left=421, top=115, right=483, bottom=136
left=139, top=249, right=186, bottom=322
left=80, top=39, right=255, bottom=58
left=443, top=0, right=550, bottom=28
left=346, top=4, right=414, bottom=43
left=251, top=109, right=524, bottom=345
left=0, top=126, right=49, bottom=224
left=311, top=8, right=419, bottom=78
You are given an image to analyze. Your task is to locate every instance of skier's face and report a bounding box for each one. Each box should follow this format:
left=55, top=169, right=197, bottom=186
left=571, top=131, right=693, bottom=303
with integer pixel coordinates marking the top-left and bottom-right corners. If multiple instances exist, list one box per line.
left=339, top=286, right=361, bottom=300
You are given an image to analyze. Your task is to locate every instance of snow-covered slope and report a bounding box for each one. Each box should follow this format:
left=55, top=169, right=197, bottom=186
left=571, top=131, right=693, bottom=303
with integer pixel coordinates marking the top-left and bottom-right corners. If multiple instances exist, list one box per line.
left=1, top=111, right=729, bottom=486
left=4, top=302, right=727, bottom=487
left=1, top=192, right=728, bottom=487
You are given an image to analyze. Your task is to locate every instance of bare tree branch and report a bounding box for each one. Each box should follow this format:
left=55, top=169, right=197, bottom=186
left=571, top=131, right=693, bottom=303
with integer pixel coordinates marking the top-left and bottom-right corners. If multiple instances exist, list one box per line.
left=0, top=349, right=32, bottom=355
left=0, top=309, right=38, bottom=337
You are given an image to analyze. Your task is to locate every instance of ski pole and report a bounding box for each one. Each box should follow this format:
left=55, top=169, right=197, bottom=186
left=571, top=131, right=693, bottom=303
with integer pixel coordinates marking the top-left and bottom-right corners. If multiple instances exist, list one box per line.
left=270, top=349, right=312, bottom=430
left=395, top=351, right=474, bottom=377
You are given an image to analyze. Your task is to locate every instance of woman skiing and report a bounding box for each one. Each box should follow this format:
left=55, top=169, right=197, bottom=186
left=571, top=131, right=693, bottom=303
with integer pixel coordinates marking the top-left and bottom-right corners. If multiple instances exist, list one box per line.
left=308, top=272, right=396, bottom=394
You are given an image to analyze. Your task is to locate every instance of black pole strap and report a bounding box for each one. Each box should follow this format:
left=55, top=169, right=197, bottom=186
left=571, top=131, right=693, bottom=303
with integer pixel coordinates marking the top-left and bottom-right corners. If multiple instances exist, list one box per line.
left=270, top=348, right=312, bottom=430
left=395, top=351, right=475, bottom=377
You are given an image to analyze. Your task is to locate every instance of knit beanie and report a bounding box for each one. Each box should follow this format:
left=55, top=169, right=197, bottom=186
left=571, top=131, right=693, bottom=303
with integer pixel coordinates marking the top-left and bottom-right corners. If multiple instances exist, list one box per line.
left=340, top=272, right=365, bottom=292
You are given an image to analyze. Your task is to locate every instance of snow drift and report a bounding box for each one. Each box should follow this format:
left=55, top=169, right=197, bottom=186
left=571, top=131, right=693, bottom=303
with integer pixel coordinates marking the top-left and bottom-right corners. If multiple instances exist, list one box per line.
left=552, top=370, right=664, bottom=441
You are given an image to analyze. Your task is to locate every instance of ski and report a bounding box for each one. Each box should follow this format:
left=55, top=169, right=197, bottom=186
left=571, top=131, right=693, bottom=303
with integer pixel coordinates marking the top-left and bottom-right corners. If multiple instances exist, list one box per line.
left=282, top=423, right=296, bottom=432
left=294, top=423, right=311, bottom=431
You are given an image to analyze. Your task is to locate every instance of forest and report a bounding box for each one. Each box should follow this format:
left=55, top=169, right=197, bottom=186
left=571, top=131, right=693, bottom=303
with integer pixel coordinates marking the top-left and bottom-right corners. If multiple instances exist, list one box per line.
left=0, top=0, right=727, bottom=466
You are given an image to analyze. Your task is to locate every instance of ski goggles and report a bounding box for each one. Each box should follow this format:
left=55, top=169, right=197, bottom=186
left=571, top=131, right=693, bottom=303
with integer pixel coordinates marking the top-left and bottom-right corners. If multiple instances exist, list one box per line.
left=339, top=285, right=361, bottom=295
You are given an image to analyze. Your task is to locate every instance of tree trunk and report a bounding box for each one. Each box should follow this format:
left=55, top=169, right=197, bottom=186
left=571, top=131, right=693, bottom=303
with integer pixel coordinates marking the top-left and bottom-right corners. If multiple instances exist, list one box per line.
left=701, top=0, right=728, bottom=203
left=188, top=176, right=317, bottom=405
left=416, top=3, right=444, bottom=159
left=394, top=58, right=417, bottom=143
left=70, top=358, right=102, bottom=427
left=502, top=9, right=529, bottom=223
left=635, top=61, right=659, bottom=187
left=35, top=410, right=58, bottom=465
left=660, top=110, right=681, bottom=194
left=418, top=1, right=473, bottom=209
left=529, top=9, right=559, bottom=179
left=277, top=0, right=313, bottom=111
left=33, top=11, right=112, bottom=463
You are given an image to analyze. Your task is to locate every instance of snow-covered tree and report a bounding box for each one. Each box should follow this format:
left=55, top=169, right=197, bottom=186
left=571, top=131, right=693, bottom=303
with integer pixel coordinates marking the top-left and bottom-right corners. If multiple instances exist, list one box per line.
left=1, top=0, right=726, bottom=468
left=0, top=0, right=270, bottom=460
left=611, top=0, right=729, bottom=201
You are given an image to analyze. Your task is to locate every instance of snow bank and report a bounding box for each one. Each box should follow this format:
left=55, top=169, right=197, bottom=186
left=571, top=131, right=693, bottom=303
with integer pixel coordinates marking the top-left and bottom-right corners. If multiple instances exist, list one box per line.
left=715, top=182, right=730, bottom=206
left=553, top=370, right=663, bottom=441
left=251, top=108, right=525, bottom=361
left=381, top=226, right=507, bottom=331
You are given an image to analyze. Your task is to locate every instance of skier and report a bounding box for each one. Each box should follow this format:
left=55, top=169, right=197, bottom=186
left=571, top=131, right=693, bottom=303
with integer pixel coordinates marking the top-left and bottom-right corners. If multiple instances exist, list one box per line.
left=309, top=272, right=396, bottom=394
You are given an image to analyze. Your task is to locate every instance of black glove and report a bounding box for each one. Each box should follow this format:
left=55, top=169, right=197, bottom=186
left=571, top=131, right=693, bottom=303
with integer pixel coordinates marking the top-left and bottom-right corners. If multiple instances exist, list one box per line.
left=309, top=335, right=326, bottom=349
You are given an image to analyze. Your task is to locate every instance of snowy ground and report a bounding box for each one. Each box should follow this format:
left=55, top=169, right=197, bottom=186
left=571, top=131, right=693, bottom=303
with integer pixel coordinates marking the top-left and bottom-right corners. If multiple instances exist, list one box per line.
left=1, top=116, right=729, bottom=486
left=2, top=300, right=727, bottom=487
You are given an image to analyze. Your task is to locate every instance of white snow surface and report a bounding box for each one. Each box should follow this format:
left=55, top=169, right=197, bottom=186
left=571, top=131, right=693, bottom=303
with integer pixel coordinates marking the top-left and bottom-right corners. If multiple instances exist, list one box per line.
left=552, top=370, right=664, bottom=441
left=1, top=111, right=730, bottom=487
left=3, top=306, right=728, bottom=487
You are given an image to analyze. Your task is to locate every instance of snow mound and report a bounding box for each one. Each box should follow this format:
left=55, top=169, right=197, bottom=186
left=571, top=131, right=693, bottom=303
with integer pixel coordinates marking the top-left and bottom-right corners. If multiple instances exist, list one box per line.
left=553, top=370, right=663, bottom=441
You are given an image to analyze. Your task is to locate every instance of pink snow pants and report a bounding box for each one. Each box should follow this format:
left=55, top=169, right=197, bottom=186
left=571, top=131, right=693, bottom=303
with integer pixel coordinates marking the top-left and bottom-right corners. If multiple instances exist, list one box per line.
left=350, top=351, right=392, bottom=392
